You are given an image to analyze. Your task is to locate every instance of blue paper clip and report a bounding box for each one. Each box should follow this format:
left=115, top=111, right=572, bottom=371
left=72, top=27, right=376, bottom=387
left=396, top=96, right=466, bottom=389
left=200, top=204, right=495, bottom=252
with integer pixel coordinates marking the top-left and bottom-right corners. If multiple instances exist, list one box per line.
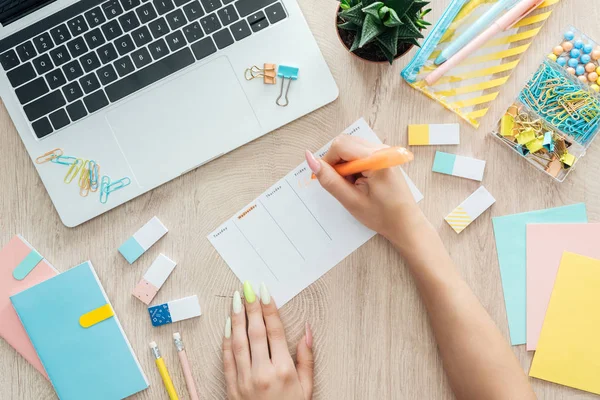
left=89, top=161, right=100, bottom=192
left=106, top=177, right=131, bottom=193
left=99, top=176, right=111, bottom=204
left=51, top=155, right=77, bottom=165
left=276, top=65, right=299, bottom=107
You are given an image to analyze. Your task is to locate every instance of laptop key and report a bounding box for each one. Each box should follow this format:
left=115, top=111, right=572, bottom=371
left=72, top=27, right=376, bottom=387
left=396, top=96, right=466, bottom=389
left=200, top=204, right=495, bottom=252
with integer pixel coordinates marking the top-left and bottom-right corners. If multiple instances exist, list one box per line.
left=149, top=17, right=170, bottom=38
left=0, top=49, right=20, bottom=70
left=136, top=2, right=157, bottom=24
left=16, top=41, right=37, bottom=62
left=32, top=54, right=53, bottom=75
left=84, top=28, right=106, bottom=50
left=67, top=100, right=87, bottom=121
left=174, top=0, right=191, bottom=6
left=222, top=0, right=234, bottom=4
left=113, top=55, right=135, bottom=76
left=45, top=69, right=67, bottom=90
left=32, top=117, right=53, bottom=138
left=80, top=73, right=101, bottom=93
left=250, top=18, right=269, bottom=33
left=32, top=33, right=54, bottom=54
left=15, top=77, right=49, bottom=104
left=114, top=34, right=135, bottom=55
left=62, top=81, right=84, bottom=102
left=235, top=0, right=276, bottom=17
left=190, top=36, right=215, bottom=60
left=165, top=30, right=186, bottom=52
left=101, top=19, right=123, bottom=41
left=230, top=20, right=250, bottom=41
left=66, top=37, right=88, bottom=58
left=217, top=5, right=238, bottom=26
left=63, top=60, right=84, bottom=81
left=264, top=2, right=285, bottom=24
left=7, top=62, right=35, bottom=87
left=153, top=0, right=174, bottom=15
left=50, top=24, right=72, bottom=45
left=24, top=90, right=66, bottom=121
left=166, top=9, right=186, bottom=30
left=84, top=7, right=107, bottom=28
left=120, top=0, right=141, bottom=11
left=213, top=29, right=233, bottom=49
left=97, top=64, right=119, bottom=84
left=97, top=42, right=118, bottom=64
left=119, top=11, right=140, bottom=32
left=102, top=0, right=124, bottom=19
left=200, top=13, right=220, bottom=34
left=105, top=47, right=194, bottom=102
left=148, top=38, right=170, bottom=60
left=247, top=11, right=264, bottom=25
left=83, top=90, right=109, bottom=113
left=49, top=109, right=70, bottom=130
left=182, top=21, right=203, bottom=43
left=132, top=26, right=152, bottom=47
left=200, top=0, right=220, bottom=12
left=182, top=1, right=203, bottom=21
left=50, top=45, right=71, bottom=66
left=131, top=47, right=152, bottom=68
left=67, top=16, right=89, bottom=37
left=81, top=52, right=101, bottom=72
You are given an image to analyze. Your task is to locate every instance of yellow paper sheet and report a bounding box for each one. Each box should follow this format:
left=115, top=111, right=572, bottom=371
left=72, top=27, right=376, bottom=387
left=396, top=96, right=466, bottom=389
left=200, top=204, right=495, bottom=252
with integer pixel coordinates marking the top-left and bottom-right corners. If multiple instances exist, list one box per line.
left=529, top=252, right=600, bottom=395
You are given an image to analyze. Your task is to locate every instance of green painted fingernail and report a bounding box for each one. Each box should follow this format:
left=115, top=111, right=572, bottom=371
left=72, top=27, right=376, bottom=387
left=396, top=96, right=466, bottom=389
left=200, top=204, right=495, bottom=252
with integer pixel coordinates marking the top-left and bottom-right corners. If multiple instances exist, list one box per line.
left=243, top=281, right=256, bottom=303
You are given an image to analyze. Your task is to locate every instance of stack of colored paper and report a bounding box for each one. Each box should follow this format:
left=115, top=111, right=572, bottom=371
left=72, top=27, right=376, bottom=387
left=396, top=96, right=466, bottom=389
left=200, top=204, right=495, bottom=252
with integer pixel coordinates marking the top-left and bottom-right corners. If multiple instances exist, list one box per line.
left=492, top=204, right=600, bottom=395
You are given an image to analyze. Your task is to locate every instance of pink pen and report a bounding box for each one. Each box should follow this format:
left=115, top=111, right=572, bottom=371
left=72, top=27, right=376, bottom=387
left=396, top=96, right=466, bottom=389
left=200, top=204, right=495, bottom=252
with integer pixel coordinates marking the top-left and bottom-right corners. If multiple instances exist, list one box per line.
left=425, top=0, right=545, bottom=85
left=173, top=332, right=200, bottom=400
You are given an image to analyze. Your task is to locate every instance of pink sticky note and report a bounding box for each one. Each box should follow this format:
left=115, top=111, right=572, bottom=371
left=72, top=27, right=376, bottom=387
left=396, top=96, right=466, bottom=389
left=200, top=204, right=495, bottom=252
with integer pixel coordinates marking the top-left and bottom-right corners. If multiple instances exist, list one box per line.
left=0, top=236, right=58, bottom=378
left=526, top=223, right=600, bottom=351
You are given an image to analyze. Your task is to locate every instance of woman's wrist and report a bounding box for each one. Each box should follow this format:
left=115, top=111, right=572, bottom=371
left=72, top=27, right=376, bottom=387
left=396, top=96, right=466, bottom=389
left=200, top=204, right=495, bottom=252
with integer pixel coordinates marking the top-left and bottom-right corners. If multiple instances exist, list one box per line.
left=383, top=209, right=432, bottom=256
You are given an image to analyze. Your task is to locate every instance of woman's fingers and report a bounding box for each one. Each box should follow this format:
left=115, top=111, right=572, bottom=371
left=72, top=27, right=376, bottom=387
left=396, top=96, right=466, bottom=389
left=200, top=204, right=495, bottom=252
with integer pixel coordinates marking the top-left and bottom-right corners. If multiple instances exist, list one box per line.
left=231, top=290, right=252, bottom=382
left=321, top=134, right=385, bottom=165
left=296, top=322, right=315, bottom=400
left=222, top=316, right=239, bottom=398
left=260, top=290, right=294, bottom=366
left=243, top=281, right=271, bottom=368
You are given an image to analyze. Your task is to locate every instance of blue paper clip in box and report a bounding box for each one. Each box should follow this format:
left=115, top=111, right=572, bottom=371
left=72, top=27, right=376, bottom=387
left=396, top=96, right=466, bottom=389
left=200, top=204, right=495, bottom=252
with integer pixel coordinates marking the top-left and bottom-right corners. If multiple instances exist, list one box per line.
left=119, top=216, right=168, bottom=264
left=276, top=65, right=299, bottom=107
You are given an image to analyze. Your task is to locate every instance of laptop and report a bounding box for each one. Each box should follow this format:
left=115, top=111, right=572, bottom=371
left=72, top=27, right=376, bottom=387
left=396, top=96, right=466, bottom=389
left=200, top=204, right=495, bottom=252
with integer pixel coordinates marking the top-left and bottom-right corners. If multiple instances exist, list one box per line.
left=0, top=0, right=338, bottom=227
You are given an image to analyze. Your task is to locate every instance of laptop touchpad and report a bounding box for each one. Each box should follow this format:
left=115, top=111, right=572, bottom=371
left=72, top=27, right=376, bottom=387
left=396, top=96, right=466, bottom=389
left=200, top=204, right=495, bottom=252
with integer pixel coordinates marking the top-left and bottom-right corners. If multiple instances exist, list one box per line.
left=106, top=56, right=261, bottom=187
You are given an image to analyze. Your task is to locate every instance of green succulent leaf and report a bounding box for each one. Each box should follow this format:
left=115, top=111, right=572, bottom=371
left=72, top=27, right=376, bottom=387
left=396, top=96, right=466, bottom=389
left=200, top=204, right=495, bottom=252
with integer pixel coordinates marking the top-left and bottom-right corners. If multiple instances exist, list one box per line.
left=350, top=29, right=362, bottom=52
left=400, top=14, right=422, bottom=36
left=419, top=7, right=432, bottom=17
left=375, top=41, right=396, bottom=64
left=407, top=1, right=430, bottom=16
left=338, top=2, right=366, bottom=26
left=381, top=7, right=401, bottom=27
left=359, top=13, right=386, bottom=47
left=338, top=21, right=361, bottom=31
left=362, top=2, right=384, bottom=18
left=361, top=0, right=379, bottom=7
left=375, top=25, right=399, bottom=56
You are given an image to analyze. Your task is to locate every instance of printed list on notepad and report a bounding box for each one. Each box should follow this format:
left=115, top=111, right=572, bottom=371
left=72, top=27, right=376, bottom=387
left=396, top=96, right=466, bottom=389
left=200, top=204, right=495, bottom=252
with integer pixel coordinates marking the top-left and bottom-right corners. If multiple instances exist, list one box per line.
left=208, top=118, right=423, bottom=307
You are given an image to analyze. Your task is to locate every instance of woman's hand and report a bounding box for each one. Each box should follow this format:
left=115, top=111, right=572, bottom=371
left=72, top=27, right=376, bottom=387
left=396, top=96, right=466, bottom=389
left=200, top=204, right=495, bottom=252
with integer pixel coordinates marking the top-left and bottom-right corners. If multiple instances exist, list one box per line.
left=223, top=282, right=314, bottom=400
left=305, top=134, right=426, bottom=245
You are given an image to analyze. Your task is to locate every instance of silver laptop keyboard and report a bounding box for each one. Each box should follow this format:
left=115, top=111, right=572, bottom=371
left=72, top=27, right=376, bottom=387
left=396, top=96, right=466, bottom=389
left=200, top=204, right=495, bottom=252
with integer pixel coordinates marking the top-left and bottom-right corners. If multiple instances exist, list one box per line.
left=0, top=0, right=287, bottom=138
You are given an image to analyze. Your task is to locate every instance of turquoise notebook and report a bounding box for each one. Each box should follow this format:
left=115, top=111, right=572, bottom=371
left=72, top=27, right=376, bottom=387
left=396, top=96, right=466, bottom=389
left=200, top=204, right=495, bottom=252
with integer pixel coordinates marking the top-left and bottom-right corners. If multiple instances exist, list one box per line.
left=11, top=261, right=148, bottom=400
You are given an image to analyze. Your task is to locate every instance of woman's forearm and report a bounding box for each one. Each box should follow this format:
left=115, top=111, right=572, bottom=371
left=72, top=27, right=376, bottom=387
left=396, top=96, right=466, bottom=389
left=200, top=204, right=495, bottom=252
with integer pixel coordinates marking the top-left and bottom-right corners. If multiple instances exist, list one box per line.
left=388, top=218, right=536, bottom=400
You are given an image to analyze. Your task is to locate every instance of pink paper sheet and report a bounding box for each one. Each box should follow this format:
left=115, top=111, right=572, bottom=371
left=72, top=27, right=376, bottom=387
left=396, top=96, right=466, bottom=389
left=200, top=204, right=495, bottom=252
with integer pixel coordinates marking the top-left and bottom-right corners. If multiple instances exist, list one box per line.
left=0, top=236, right=57, bottom=378
left=526, top=223, right=600, bottom=351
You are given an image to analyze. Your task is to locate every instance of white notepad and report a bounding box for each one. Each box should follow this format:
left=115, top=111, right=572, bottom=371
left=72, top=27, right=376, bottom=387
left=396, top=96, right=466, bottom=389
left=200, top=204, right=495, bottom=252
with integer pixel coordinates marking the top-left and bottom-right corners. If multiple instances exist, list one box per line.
left=208, top=118, right=423, bottom=307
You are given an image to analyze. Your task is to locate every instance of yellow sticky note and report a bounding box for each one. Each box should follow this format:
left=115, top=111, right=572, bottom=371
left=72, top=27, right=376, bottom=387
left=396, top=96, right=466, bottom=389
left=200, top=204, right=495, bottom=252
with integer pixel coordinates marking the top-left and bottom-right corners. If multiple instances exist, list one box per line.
left=529, top=252, right=600, bottom=395
left=408, top=125, right=429, bottom=145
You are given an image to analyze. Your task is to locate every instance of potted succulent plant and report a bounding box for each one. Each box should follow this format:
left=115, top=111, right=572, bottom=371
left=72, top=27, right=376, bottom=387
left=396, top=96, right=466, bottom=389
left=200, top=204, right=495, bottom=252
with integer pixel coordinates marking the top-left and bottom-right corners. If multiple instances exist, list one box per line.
left=337, top=0, right=431, bottom=64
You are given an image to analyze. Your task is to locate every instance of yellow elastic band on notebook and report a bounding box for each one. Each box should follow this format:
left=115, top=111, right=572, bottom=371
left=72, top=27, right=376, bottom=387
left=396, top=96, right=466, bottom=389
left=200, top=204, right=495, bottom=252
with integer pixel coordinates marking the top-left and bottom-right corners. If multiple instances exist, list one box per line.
left=79, top=304, right=114, bottom=328
left=452, top=93, right=499, bottom=108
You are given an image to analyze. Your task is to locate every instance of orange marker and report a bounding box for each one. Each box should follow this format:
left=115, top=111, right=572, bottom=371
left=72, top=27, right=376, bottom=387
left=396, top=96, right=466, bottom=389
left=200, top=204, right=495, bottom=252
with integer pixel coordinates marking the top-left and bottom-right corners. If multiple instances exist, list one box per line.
left=311, top=147, right=413, bottom=179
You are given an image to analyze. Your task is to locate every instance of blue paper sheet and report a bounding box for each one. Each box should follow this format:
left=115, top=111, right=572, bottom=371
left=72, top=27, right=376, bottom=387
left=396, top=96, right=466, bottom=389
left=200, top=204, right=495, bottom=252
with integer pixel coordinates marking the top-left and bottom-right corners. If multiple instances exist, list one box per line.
left=492, top=203, right=588, bottom=345
left=10, top=262, right=148, bottom=400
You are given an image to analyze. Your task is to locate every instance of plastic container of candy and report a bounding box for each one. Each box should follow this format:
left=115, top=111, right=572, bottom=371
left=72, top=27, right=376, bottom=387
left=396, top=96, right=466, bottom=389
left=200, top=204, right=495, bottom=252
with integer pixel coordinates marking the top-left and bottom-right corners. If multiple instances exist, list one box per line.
left=491, top=59, right=600, bottom=182
left=547, top=27, right=600, bottom=93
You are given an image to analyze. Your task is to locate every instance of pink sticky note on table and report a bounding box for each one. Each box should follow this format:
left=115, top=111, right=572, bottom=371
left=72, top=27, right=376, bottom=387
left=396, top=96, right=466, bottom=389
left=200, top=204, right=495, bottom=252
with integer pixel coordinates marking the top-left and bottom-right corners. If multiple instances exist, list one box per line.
left=526, top=223, right=600, bottom=351
left=0, top=236, right=58, bottom=378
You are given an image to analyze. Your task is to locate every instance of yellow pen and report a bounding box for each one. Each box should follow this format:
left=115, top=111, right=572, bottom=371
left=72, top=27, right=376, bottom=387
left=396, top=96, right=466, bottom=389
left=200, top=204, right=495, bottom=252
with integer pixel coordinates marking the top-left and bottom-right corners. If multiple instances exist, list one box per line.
left=150, top=341, right=179, bottom=400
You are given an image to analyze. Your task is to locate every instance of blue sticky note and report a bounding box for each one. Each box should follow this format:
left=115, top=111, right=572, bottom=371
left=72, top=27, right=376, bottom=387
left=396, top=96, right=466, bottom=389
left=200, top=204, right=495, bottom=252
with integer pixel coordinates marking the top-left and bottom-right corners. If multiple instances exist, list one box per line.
left=492, top=203, right=588, bottom=345
left=10, top=262, right=148, bottom=400
left=118, top=237, right=145, bottom=264
left=12, top=249, right=43, bottom=280
left=432, top=151, right=456, bottom=175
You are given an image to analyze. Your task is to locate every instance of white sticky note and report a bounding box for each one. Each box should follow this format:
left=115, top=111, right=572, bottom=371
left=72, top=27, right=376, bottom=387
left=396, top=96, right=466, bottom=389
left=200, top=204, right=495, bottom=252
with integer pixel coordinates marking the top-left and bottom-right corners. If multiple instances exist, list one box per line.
left=133, top=217, right=168, bottom=251
left=445, top=186, right=495, bottom=233
left=432, top=151, right=486, bottom=181
left=148, top=295, right=201, bottom=327
left=132, top=254, right=177, bottom=305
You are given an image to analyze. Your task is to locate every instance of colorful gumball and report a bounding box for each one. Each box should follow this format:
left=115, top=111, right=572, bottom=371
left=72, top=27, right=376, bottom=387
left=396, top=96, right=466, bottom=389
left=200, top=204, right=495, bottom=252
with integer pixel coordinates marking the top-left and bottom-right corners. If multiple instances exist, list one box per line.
left=579, top=75, right=588, bottom=83
left=553, top=46, right=564, bottom=56
left=557, top=57, right=567, bottom=67
left=568, top=58, right=579, bottom=68
left=576, top=65, right=586, bottom=76
left=583, top=44, right=594, bottom=54
left=570, top=49, right=581, bottom=58
left=588, top=72, right=598, bottom=82
left=547, top=54, right=557, bottom=61
left=581, top=54, right=591, bottom=64
left=562, top=41, right=574, bottom=52
left=567, top=67, right=576, bottom=75
left=564, top=31, right=575, bottom=41
left=592, top=50, right=600, bottom=60
left=596, top=66, right=600, bottom=75
left=574, top=40, right=584, bottom=49
left=586, top=63, right=597, bottom=72
left=591, top=84, right=600, bottom=92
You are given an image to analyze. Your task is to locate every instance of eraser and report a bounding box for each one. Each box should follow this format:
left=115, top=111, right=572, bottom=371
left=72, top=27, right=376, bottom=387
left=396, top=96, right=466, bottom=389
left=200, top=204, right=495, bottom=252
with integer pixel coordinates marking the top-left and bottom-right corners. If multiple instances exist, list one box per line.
left=432, top=151, right=486, bottom=181
left=132, top=254, right=177, bottom=305
left=119, top=217, right=168, bottom=264
left=445, top=186, right=496, bottom=234
left=148, top=295, right=201, bottom=327
left=408, top=124, right=460, bottom=146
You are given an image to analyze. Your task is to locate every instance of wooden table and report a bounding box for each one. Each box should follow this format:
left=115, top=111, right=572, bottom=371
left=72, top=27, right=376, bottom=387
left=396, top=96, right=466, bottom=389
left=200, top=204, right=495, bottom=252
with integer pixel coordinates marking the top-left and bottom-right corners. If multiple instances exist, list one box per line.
left=1, top=0, right=599, bottom=398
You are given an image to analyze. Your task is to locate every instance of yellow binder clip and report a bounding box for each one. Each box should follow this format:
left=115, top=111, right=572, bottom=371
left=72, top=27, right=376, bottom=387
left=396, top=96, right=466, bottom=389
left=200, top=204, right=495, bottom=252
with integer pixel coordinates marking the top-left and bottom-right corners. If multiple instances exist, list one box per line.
left=245, top=63, right=276, bottom=84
